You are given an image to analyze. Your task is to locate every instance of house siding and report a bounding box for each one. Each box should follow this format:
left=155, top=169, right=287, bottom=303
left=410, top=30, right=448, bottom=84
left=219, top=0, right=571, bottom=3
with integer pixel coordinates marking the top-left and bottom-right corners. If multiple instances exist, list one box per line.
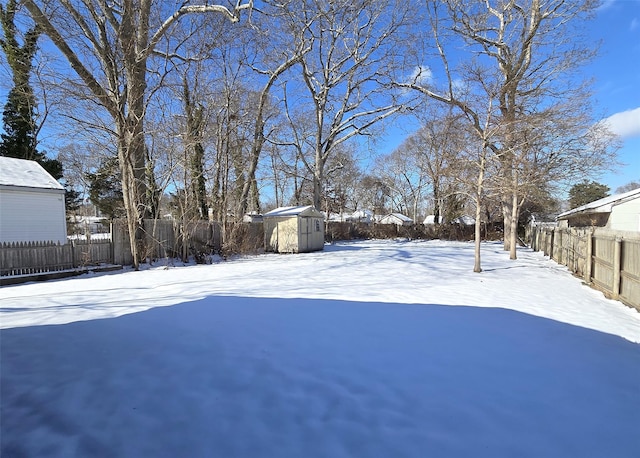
left=0, top=187, right=67, bottom=244
left=607, top=198, right=640, bottom=231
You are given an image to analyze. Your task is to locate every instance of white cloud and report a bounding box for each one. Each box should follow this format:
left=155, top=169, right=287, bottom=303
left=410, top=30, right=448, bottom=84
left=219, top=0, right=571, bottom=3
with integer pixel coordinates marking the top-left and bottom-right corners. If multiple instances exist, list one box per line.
left=602, top=107, right=640, bottom=139
left=407, top=65, right=433, bottom=87
left=597, top=0, right=617, bottom=11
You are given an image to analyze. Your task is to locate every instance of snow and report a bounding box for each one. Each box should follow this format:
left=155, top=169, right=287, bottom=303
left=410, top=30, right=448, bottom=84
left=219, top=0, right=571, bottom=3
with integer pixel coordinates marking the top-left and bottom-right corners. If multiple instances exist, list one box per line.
left=263, top=205, right=316, bottom=217
left=0, top=156, right=64, bottom=190
left=557, top=186, right=640, bottom=218
left=1, top=240, right=639, bottom=457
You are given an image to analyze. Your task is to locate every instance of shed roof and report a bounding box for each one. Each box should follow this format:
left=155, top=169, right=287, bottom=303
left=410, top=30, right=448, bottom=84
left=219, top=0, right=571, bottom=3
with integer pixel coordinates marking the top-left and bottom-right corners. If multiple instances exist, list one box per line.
left=557, top=187, right=640, bottom=220
left=0, top=156, right=64, bottom=191
left=264, top=205, right=323, bottom=218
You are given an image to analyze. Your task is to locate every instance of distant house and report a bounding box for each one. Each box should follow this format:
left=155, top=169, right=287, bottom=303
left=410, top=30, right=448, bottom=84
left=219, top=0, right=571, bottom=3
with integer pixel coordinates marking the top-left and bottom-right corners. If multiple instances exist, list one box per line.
left=347, top=209, right=374, bottom=224
left=242, top=212, right=263, bottom=223
left=423, top=215, right=443, bottom=225
left=263, top=205, right=325, bottom=253
left=379, top=213, right=413, bottom=226
left=451, top=215, right=476, bottom=226
left=556, top=187, right=640, bottom=231
left=0, top=157, right=67, bottom=244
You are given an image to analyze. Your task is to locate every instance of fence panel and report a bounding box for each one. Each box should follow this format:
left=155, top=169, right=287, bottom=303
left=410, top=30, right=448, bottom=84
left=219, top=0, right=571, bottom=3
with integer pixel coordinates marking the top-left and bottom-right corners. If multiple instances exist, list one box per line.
left=591, top=235, right=615, bottom=293
left=0, top=241, right=74, bottom=276
left=620, top=239, right=640, bottom=307
left=73, top=239, right=113, bottom=266
left=144, top=219, right=177, bottom=259
left=112, top=220, right=133, bottom=266
left=529, top=225, right=639, bottom=310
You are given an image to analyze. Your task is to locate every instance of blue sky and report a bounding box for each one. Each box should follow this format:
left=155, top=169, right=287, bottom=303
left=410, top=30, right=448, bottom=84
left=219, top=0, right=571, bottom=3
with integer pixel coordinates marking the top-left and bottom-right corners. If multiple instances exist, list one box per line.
left=1, top=0, right=637, bottom=196
left=374, top=0, right=640, bottom=196
left=586, top=0, right=640, bottom=191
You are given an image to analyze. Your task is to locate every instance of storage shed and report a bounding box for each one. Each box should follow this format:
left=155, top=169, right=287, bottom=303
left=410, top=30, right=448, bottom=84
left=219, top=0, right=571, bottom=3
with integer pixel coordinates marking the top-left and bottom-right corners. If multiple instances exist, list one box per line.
left=263, top=205, right=325, bottom=253
left=0, top=156, right=67, bottom=244
left=556, top=187, right=640, bottom=231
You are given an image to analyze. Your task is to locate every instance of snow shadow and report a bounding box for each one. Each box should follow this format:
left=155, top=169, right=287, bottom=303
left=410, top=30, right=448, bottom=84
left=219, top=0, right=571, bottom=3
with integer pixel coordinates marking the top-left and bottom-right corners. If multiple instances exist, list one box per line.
left=2, top=296, right=639, bottom=458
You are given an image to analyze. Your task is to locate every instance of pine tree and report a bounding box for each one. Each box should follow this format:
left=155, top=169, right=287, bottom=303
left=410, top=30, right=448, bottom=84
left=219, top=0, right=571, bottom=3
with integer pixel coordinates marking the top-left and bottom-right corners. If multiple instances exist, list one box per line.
left=0, top=0, right=62, bottom=179
left=86, top=156, right=125, bottom=220
left=568, top=181, right=610, bottom=209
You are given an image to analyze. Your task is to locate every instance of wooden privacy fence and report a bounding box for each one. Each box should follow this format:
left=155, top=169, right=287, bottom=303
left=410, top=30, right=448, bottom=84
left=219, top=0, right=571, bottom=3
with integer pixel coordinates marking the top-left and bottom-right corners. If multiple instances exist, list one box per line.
left=529, top=226, right=640, bottom=311
left=111, top=219, right=222, bottom=265
left=1, top=219, right=223, bottom=277
left=0, top=239, right=113, bottom=277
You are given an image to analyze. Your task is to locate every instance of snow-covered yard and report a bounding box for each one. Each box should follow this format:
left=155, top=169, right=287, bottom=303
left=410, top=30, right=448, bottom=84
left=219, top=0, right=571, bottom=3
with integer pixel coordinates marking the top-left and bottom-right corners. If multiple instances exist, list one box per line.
left=1, top=240, right=639, bottom=457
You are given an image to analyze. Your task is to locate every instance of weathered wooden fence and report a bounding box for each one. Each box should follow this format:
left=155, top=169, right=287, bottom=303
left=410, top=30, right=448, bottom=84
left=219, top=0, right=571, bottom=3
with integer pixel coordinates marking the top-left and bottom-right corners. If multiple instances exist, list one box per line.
left=111, top=219, right=222, bottom=265
left=1, top=219, right=223, bottom=277
left=0, top=239, right=113, bottom=277
left=528, top=225, right=640, bottom=311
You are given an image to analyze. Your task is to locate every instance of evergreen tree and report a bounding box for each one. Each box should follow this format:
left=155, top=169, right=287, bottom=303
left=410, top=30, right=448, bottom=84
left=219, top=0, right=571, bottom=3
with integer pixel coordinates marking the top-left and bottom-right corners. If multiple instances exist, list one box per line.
left=86, top=157, right=125, bottom=220
left=568, top=180, right=610, bottom=209
left=0, top=0, right=62, bottom=179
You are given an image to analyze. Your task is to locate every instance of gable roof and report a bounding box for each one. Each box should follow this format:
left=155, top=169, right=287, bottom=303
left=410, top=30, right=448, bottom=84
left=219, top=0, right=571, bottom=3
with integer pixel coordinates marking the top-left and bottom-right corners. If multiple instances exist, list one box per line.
left=380, top=213, right=413, bottom=224
left=385, top=213, right=413, bottom=222
left=557, top=187, right=640, bottom=220
left=0, top=156, right=64, bottom=191
left=263, top=205, right=323, bottom=218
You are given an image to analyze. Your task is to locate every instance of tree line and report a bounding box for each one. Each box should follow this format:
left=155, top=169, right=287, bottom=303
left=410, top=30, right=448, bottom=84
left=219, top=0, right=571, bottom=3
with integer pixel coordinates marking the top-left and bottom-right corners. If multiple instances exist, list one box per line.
left=0, top=0, right=624, bottom=270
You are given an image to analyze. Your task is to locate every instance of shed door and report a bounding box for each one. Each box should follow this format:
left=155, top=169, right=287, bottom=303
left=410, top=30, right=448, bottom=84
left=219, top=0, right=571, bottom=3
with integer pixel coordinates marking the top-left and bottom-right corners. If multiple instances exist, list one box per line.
left=300, top=217, right=311, bottom=251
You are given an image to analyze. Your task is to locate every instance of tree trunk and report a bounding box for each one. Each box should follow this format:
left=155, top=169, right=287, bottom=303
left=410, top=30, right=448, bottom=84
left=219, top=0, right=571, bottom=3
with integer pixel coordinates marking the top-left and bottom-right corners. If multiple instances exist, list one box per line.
left=474, top=206, right=482, bottom=273
left=509, top=189, right=519, bottom=260
left=313, top=149, right=324, bottom=209
left=117, top=129, right=144, bottom=269
left=502, top=201, right=512, bottom=252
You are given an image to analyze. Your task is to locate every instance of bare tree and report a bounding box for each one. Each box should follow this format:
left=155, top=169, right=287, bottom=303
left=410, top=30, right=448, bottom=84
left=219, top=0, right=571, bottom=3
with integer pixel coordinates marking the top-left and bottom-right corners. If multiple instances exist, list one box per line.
left=397, top=0, right=617, bottom=260
left=403, top=108, right=469, bottom=223
left=22, top=0, right=252, bottom=268
left=277, top=0, right=411, bottom=209
left=616, top=181, right=640, bottom=194
left=375, top=145, right=429, bottom=221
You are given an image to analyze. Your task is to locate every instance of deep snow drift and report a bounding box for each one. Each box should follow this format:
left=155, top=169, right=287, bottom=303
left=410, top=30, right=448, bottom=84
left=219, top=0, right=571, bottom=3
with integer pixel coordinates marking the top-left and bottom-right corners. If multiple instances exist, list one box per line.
left=1, top=240, right=639, bottom=457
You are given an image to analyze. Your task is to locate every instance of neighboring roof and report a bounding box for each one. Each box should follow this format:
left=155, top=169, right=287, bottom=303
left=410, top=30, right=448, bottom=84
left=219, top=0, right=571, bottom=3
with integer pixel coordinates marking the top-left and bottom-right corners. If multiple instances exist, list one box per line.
left=0, top=156, right=64, bottom=191
left=380, top=213, right=413, bottom=223
left=263, top=205, right=323, bottom=218
left=243, top=212, right=263, bottom=222
left=347, top=209, right=374, bottom=222
left=423, top=215, right=443, bottom=225
left=557, top=187, right=640, bottom=219
left=452, top=215, right=476, bottom=225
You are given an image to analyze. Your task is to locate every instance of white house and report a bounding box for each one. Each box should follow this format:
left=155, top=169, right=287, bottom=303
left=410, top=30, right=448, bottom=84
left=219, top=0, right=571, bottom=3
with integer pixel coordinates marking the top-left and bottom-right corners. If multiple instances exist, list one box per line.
left=556, top=187, right=640, bottom=231
left=423, top=215, right=443, bottom=225
left=263, top=205, right=325, bottom=253
left=379, top=213, right=413, bottom=226
left=0, top=157, right=67, bottom=244
left=347, top=209, right=374, bottom=224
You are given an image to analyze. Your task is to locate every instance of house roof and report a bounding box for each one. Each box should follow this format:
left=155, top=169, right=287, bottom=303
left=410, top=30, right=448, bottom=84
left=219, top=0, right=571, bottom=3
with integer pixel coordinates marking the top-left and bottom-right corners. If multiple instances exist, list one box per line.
left=263, top=205, right=323, bottom=218
left=0, top=156, right=64, bottom=191
left=557, top=187, right=640, bottom=220
left=380, top=213, right=413, bottom=223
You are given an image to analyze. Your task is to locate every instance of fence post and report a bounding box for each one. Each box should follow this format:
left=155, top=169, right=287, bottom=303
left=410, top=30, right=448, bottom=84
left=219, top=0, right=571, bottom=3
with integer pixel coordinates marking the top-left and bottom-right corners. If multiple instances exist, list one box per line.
left=584, top=230, right=593, bottom=283
left=110, top=222, right=115, bottom=264
left=612, top=237, right=622, bottom=299
left=71, top=239, right=77, bottom=269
